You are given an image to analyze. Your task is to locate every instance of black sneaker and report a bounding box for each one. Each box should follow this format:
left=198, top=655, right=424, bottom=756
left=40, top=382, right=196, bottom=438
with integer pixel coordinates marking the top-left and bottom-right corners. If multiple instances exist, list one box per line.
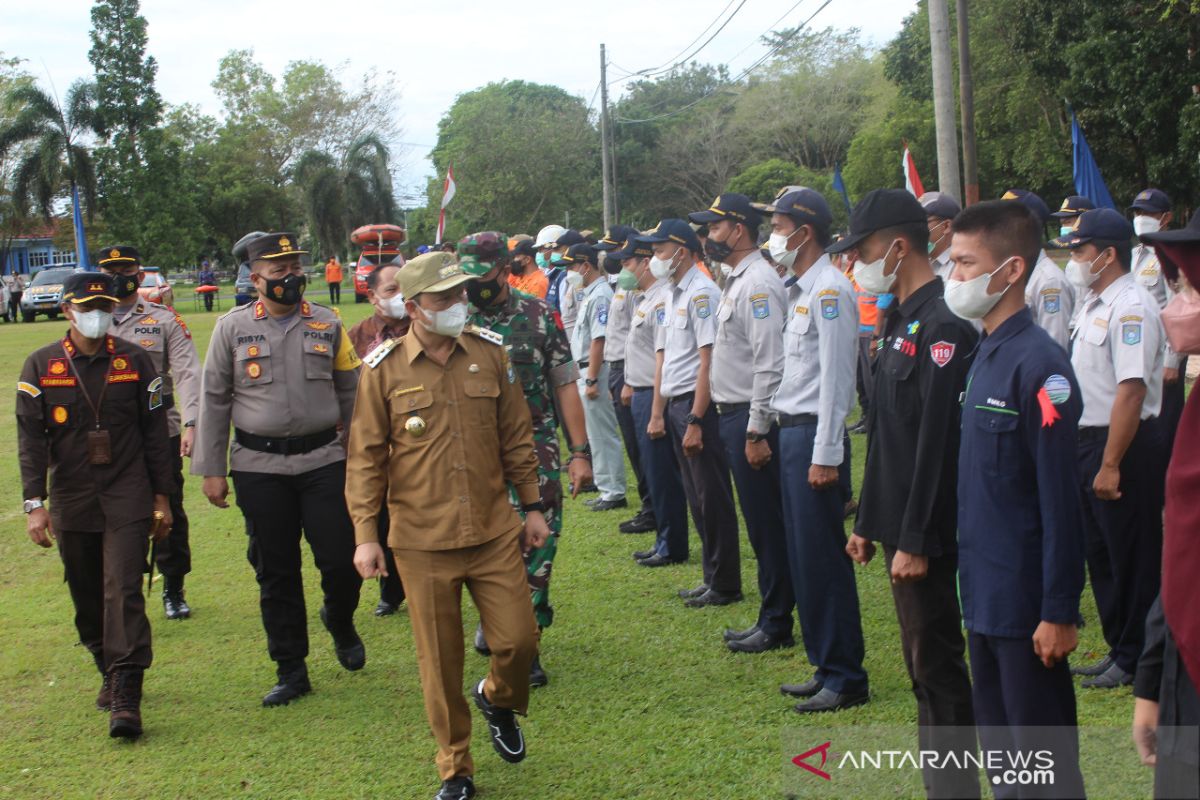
left=473, top=679, right=526, bottom=763
left=435, top=776, right=476, bottom=800
left=618, top=511, right=656, bottom=533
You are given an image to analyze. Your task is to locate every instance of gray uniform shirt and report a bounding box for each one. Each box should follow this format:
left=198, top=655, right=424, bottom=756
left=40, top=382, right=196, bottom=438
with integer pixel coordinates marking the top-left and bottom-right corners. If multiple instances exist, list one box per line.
left=771, top=256, right=859, bottom=466
left=625, top=282, right=666, bottom=389
left=570, top=278, right=612, bottom=365
left=932, top=249, right=955, bottom=283
left=1070, top=273, right=1165, bottom=428
left=192, top=298, right=361, bottom=477
left=603, top=285, right=636, bottom=363
left=560, top=283, right=583, bottom=343
left=711, top=249, right=786, bottom=433
left=655, top=265, right=719, bottom=399
left=1132, top=243, right=1181, bottom=369
left=109, top=299, right=201, bottom=437
left=1024, top=250, right=1077, bottom=353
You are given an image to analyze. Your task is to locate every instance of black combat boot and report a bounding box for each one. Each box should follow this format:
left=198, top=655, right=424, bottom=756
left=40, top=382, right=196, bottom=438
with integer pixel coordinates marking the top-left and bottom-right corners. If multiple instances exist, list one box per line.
left=108, top=668, right=144, bottom=738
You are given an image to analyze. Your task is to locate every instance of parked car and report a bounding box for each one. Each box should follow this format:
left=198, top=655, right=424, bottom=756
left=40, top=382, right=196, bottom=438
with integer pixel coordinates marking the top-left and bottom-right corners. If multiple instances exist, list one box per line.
left=137, top=266, right=174, bottom=307
left=20, top=266, right=78, bottom=322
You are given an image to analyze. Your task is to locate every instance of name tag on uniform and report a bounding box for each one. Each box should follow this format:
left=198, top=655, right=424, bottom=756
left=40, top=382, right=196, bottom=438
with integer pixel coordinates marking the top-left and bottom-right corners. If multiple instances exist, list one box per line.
left=87, top=430, right=112, bottom=465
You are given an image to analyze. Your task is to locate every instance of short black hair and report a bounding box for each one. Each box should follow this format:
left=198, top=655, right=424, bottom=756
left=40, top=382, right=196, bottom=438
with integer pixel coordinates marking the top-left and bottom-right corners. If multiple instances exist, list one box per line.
left=951, top=200, right=1042, bottom=282
left=1092, top=240, right=1132, bottom=271
left=365, top=263, right=401, bottom=291
left=874, top=221, right=930, bottom=255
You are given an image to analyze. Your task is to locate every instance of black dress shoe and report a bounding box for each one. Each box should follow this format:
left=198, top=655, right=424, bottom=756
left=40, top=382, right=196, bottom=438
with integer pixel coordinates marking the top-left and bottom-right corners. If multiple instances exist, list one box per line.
left=1070, top=654, right=1112, bottom=676
left=263, top=672, right=312, bottom=707
left=633, top=548, right=657, bottom=561
left=1081, top=661, right=1134, bottom=689
left=435, top=776, right=476, bottom=800
left=590, top=497, right=629, bottom=512
left=473, top=679, right=526, bottom=763
left=727, top=629, right=795, bottom=653
left=474, top=624, right=491, bottom=656
left=529, top=656, right=548, bottom=688
left=684, top=589, right=744, bottom=608
left=723, top=624, right=759, bottom=642
left=619, top=511, right=657, bottom=533
left=677, top=584, right=708, bottom=599
left=637, top=554, right=686, bottom=567
left=780, top=677, right=823, bottom=698
left=320, top=606, right=366, bottom=671
left=374, top=599, right=398, bottom=617
left=794, top=687, right=869, bottom=713
left=581, top=483, right=599, bottom=493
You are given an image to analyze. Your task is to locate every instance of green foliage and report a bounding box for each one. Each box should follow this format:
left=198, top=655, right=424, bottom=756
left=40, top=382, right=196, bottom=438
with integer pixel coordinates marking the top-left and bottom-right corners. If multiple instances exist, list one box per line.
left=725, top=158, right=849, bottom=231
left=88, top=0, right=162, bottom=143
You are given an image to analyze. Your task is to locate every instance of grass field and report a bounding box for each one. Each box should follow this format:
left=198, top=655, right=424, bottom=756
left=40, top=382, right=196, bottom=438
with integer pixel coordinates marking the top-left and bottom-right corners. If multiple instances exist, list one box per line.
left=0, top=296, right=1150, bottom=799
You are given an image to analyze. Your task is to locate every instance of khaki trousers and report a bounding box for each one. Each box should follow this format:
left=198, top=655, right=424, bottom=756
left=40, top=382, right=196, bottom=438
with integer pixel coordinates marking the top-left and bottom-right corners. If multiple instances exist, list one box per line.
left=393, top=527, right=539, bottom=780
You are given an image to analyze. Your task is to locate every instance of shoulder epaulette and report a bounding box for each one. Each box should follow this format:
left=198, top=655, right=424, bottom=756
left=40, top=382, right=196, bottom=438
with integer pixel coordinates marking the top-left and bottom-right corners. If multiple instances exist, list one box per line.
left=465, top=324, right=505, bottom=346
left=364, top=337, right=400, bottom=368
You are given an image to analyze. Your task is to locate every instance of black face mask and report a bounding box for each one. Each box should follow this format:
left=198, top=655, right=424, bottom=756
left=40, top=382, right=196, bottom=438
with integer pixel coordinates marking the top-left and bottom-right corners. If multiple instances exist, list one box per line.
left=259, top=273, right=306, bottom=305
left=112, top=273, right=140, bottom=299
left=704, top=227, right=742, bottom=264
left=510, top=257, right=526, bottom=276
left=467, top=275, right=503, bottom=308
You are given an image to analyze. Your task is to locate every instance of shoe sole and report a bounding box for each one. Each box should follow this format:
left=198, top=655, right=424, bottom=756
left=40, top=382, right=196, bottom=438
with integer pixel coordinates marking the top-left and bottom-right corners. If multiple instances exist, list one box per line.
left=684, top=595, right=744, bottom=608
left=109, top=722, right=143, bottom=739
left=727, top=639, right=796, bottom=653
left=794, top=695, right=869, bottom=714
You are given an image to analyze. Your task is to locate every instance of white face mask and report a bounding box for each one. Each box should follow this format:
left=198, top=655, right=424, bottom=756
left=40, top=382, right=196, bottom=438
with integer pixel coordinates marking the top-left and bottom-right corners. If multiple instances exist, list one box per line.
left=1066, top=252, right=1106, bottom=289
left=1133, top=215, right=1161, bottom=237
left=649, top=249, right=680, bottom=280
left=379, top=292, right=407, bottom=320
left=768, top=231, right=805, bottom=270
left=72, top=308, right=113, bottom=339
left=565, top=269, right=585, bottom=289
left=853, top=240, right=900, bottom=294
left=419, top=301, right=468, bottom=338
left=944, top=257, right=1014, bottom=321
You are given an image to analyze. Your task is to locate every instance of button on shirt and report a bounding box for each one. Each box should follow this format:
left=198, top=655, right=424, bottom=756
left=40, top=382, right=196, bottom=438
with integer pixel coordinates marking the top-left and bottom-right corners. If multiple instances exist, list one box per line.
left=711, top=250, right=785, bottom=432
left=856, top=279, right=979, bottom=556
left=344, top=329, right=540, bottom=551
left=571, top=278, right=612, bottom=365
left=624, top=282, right=666, bottom=389
left=109, top=300, right=202, bottom=437
left=192, top=300, right=362, bottom=477
left=1024, top=251, right=1076, bottom=353
left=772, top=256, right=859, bottom=466
left=958, top=308, right=1085, bottom=637
left=603, top=285, right=636, bottom=363
left=1132, top=243, right=1182, bottom=369
left=655, top=265, right=720, bottom=399
left=1070, top=272, right=1166, bottom=428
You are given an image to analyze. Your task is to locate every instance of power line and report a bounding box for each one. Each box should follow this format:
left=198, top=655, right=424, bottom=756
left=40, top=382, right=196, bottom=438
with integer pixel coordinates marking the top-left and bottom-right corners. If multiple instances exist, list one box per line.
left=608, top=0, right=740, bottom=88
left=635, top=0, right=751, bottom=81
left=613, top=0, right=832, bottom=125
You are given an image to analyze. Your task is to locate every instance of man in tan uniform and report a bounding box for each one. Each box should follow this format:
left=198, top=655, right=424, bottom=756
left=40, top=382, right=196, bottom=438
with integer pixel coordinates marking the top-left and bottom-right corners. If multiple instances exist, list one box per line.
left=347, top=251, right=548, bottom=800
left=193, top=232, right=365, bottom=707
left=99, top=245, right=202, bottom=619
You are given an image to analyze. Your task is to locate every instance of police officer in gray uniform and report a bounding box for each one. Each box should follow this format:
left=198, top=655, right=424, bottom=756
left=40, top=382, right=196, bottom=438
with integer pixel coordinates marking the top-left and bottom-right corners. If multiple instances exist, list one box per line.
left=919, top=191, right=961, bottom=283
left=99, top=245, right=202, bottom=620
left=193, top=232, right=366, bottom=707
left=765, top=189, right=870, bottom=712
left=688, top=194, right=793, bottom=651
left=1002, top=189, right=1077, bottom=351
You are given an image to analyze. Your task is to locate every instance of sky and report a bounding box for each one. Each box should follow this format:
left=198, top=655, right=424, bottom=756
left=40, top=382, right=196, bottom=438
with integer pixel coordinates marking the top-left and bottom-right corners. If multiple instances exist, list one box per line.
left=2, top=0, right=919, bottom=201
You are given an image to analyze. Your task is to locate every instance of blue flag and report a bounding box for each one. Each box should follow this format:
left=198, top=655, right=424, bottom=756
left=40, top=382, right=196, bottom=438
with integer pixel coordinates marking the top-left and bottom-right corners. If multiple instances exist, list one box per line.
left=1070, top=112, right=1116, bottom=211
left=832, top=163, right=853, bottom=217
left=71, top=184, right=91, bottom=270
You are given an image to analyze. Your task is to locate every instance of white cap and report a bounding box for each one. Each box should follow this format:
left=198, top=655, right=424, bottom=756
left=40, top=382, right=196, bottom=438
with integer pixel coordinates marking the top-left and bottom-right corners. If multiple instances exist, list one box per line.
left=534, top=224, right=566, bottom=248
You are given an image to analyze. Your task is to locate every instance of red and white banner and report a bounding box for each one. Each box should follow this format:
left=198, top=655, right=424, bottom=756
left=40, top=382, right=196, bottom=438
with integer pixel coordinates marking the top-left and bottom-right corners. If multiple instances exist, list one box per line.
left=435, top=164, right=456, bottom=245
left=902, top=145, right=925, bottom=198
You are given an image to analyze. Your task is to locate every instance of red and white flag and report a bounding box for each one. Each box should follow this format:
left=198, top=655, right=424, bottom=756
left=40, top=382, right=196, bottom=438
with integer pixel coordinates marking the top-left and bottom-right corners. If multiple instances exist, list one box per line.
left=902, top=145, right=925, bottom=198
left=435, top=165, right=456, bottom=245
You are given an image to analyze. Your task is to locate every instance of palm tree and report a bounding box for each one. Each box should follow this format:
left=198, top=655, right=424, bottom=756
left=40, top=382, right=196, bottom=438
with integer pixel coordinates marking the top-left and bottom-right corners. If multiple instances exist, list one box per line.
left=293, top=133, right=398, bottom=257
left=0, top=79, right=101, bottom=221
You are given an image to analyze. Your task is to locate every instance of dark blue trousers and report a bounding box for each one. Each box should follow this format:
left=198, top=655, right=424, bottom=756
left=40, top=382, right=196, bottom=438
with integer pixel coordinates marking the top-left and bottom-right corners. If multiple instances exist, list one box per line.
left=630, top=388, right=688, bottom=560
left=968, top=632, right=1085, bottom=799
left=607, top=362, right=652, bottom=514
left=778, top=423, right=866, bottom=692
left=717, top=408, right=792, bottom=639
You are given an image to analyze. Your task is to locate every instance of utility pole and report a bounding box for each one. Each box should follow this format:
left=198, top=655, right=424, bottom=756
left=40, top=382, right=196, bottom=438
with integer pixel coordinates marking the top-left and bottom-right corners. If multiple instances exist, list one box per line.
left=957, top=0, right=979, bottom=206
left=599, top=43, right=613, bottom=232
left=927, top=0, right=961, bottom=204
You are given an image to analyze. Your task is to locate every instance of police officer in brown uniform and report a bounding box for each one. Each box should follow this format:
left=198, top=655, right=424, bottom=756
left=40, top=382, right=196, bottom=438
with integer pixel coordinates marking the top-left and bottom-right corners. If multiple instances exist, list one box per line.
left=17, top=272, right=175, bottom=739
left=99, top=245, right=202, bottom=620
left=192, top=232, right=366, bottom=707
left=346, top=251, right=549, bottom=800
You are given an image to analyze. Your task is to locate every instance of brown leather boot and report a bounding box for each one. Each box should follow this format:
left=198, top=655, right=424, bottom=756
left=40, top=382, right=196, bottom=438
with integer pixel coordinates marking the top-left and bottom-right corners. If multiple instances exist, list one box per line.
left=108, top=668, right=144, bottom=738
left=92, top=653, right=111, bottom=711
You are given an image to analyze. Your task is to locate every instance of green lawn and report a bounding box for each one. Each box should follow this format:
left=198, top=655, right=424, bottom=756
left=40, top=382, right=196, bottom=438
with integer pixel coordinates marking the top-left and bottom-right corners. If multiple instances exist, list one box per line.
left=0, top=298, right=1146, bottom=799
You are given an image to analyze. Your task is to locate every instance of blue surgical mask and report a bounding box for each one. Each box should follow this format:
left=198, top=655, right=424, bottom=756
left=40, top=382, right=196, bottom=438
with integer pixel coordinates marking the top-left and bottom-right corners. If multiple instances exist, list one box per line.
left=536, top=252, right=549, bottom=269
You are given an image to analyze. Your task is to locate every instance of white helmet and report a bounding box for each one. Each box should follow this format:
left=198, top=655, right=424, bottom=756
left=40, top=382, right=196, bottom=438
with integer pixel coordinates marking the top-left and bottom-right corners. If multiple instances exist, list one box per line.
left=534, top=224, right=566, bottom=249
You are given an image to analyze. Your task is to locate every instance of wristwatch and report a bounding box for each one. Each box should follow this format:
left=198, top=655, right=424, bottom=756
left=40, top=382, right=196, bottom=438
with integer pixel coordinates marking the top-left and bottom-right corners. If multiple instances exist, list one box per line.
left=685, top=413, right=701, bottom=426
left=23, top=498, right=44, bottom=514
left=568, top=442, right=590, bottom=454
left=521, top=501, right=547, bottom=514
left=183, top=421, right=196, bottom=429
left=585, top=378, right=599, bottom=387
left=746, top=430, right=767, bottom=443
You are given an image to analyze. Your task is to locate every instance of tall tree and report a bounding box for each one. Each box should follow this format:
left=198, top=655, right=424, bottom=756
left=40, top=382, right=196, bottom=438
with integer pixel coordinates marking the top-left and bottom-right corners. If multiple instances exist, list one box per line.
left=293, top=133, right=398, bottom=259
left=88, top=0, right=162, bottom=147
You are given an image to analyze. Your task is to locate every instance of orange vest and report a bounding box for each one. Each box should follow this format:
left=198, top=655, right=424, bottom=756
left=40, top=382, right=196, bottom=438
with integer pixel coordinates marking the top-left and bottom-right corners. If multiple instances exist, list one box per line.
left=325, top=260, right=343, bottom=283
left=509, top=269, right=548, bottom=299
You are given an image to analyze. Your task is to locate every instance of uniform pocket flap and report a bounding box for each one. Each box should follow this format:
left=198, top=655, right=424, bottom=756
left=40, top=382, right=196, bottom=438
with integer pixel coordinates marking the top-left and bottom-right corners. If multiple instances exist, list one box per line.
left=235, top=340, right=271, bottom=361
left=463, top=379, right=500, bottom=398
left=974, top=409, right=1020, bottom=433
left=390, top=388, right=433, bottom=412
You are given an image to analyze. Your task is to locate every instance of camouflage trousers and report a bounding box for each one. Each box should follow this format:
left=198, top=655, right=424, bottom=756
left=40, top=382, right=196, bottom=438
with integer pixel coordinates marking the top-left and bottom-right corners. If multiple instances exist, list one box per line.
left=511, top=434, right=562, bottom=629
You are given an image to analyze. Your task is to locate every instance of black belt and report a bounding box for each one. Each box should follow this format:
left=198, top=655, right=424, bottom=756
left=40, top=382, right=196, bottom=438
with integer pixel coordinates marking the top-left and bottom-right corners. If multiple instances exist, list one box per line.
left=235, top=427, right=338, bottom=456
left=668, top=392, right=695, bottom=405
left=630, top=385, right=653, bottom=392
left=1078, top=426, right=1109, bottom=443
left=715, top=402, right=750, bottom=415
left=606, top=359, right=625, bottom=368
left=778, top=413, right=818, bottom=428
left=578, top=360, right=589, bottom=369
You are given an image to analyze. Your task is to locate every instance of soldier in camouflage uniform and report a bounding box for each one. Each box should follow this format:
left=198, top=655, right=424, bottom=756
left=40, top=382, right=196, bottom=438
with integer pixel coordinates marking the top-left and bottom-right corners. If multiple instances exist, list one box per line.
left=459, top=232, right=592, bottom=688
